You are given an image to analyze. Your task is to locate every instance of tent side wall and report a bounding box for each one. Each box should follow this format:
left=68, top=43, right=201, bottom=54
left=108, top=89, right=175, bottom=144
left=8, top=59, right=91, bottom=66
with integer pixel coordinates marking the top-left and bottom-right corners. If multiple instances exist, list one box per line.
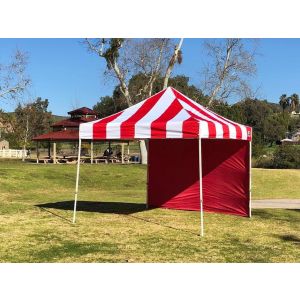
left=147, top=139, right=250, bottom=217
left=202, top=139, right=250, bottom=217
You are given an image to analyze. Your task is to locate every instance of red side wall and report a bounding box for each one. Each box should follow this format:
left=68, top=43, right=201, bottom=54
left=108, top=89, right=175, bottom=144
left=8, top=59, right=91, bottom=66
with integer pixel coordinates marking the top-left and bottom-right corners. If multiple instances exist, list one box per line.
left=148, top=139, right=250, bottom=217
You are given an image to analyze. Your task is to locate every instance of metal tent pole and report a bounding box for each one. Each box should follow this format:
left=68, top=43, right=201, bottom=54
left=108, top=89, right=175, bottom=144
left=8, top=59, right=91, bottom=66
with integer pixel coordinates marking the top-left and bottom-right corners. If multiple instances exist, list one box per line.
left=73, top=138, right=82, bottom=223
left=249, top=141, right=252, bottom=218
left=146, top=139, right=149, bottom=209
left=198, top=137, right=204, bottom=237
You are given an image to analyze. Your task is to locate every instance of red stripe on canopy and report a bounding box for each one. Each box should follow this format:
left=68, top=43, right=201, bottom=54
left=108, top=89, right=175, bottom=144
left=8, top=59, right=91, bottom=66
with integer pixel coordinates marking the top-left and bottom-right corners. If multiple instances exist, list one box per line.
left=182, top=117, right=200, bottom=138
left=120, top=90, right=165, bottom=139
left=172, top=89, right=230, bottom=139
left=93, top=111, right=122, bottom=139
left=150, top=99, right=183, bottom=138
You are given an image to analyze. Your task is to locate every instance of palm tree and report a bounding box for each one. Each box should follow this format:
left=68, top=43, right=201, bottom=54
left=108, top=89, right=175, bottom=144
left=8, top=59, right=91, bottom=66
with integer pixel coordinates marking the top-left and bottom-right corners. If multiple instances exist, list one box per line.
left=289, top=93, right=299, bottom=112
left=279, top=94, right=289, bottom=113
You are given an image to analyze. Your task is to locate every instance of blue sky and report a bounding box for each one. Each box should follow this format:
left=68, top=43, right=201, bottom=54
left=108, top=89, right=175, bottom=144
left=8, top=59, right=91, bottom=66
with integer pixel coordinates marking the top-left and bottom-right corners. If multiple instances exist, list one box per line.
left=0, top=38, right=299, bottom=116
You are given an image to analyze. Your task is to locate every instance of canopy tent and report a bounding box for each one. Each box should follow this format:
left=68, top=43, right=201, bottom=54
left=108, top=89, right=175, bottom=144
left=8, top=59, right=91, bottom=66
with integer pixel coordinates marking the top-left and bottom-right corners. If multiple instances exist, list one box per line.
left=74, top=87, right=252, bottom=236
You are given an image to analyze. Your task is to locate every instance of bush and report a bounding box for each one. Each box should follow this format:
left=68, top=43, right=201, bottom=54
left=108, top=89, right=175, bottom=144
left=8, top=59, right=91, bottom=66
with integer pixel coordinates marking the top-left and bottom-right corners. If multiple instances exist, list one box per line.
left=252, top=143, right=267, bottom=158
left=252, top=156, right=274, bottom=168
left=272, top=145, right=300, bottom=169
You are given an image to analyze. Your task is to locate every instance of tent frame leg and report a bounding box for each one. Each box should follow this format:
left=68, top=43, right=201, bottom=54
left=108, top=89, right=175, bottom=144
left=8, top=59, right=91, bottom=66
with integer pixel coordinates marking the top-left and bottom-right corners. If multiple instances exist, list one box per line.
left=73, top=138, right=82, bottom=223
left=198, top=137, right=204, bottom=237
left=146, top=139, right=149, bottom=209
left=249, top=141, right=252, bottom=218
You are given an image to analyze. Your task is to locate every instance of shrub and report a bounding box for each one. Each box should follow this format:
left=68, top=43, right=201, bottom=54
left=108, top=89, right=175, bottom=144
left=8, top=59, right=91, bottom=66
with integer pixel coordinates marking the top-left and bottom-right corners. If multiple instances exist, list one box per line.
left=252, top=156, right=274, bottom=168
left=272, top=145, right=300, bottom=169
left=252, top=143, right=267, bottom=158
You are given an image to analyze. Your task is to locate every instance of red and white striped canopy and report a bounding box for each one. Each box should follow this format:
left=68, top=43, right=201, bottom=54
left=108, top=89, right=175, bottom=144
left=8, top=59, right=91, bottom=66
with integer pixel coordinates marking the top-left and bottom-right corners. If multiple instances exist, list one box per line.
left=80, top=87, right=252, bottom=141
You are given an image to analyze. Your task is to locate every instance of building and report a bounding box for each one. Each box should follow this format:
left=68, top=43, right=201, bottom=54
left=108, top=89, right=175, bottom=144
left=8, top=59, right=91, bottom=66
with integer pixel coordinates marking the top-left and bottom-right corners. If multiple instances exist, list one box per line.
left=291, top=111, right=300, bottom=118
left=281, top=128, right=300, bottom=144
left=32, top=107, right=98, bottom=163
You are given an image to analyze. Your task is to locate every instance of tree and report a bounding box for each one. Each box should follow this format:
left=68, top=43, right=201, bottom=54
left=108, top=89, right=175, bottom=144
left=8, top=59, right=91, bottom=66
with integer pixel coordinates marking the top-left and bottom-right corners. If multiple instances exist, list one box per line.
left=200, top=39, right=258, bottom=106
left=163, top=39, right=183, bottom=88
left=85, top=38, right=184, bottom=163
left=234, top=98, right=276, bottom=145
left=279, top=94, right=289, bottom=112
left=93, top=95, right=126, bottom=118
left=167, top=75, right=209, bottom=105
left=263, top=114, right=287, bottom=146
left=14, top=98, right=52, bottom=159
left=85, top=38, right=183, bottom=107
left=0, top=50, right=30, bottom=100
left=289, top=93, right=299, bottom=112
left=95, top=75, right=208, bottom=118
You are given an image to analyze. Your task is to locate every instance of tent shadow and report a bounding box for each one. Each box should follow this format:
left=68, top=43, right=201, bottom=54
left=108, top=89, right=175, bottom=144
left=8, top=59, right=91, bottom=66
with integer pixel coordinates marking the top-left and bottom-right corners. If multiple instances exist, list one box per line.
left=36, top=200, right=200, bottom=236
left=36, top=200, right=148, bottom=215
left=275, top=234, right=300, bottom=244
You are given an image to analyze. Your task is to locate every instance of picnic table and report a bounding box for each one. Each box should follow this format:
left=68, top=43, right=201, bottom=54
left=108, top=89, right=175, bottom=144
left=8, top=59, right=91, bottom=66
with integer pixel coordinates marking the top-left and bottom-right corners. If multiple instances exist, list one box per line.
left=94, top=157, right=108, bottom=164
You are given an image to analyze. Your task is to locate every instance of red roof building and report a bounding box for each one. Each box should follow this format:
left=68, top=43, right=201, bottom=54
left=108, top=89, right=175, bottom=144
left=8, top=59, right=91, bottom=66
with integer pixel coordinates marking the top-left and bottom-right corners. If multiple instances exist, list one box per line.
left=33, top=107, right=98, bottom=141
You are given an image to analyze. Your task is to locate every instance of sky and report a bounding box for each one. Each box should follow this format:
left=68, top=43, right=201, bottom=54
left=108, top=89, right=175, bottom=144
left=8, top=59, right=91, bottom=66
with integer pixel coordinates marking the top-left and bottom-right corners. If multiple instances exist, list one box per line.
left=0, top=38, right=299, bottom=116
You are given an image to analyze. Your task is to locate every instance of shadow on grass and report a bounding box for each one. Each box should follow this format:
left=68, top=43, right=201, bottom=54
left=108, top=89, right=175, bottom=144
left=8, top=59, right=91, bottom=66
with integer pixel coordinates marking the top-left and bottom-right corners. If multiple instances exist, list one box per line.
left=276, top=234, right=300, bottom=244
left=252, top=209, right=300, bottom=224
left=36, top=200, right=148, bottom=214
left=36, top=200, right=200, bottom=236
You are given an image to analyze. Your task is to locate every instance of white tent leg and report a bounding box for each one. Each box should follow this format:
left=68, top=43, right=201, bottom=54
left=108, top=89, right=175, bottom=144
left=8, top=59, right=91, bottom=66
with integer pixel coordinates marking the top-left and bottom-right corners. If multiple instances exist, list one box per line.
left=249, top=141, right=252, bottom=218
left=198, top=138, right=204, bottom=237
left=73, top=139, right=82, bottom=223
left=146, top=139, right=149, bottom=209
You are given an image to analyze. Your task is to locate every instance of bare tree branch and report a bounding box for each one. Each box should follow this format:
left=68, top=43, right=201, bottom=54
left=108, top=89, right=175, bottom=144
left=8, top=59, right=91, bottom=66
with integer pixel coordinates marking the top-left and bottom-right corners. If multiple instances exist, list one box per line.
left=163, top=38, right=184, bottom=89
left=84, top=38, right=179, bottom=106
left=0, top=50, right=31, bottom=101
left=200, top=39, right=258, bottom=107
left=85, top=38, right=133, bottom=106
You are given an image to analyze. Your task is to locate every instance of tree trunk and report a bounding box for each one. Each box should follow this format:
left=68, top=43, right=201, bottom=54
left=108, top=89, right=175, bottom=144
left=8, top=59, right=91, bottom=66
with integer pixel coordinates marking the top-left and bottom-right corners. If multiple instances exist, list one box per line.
left=207, top=42, right=234, bottom=107
left=139, top=140, right=148, bottom=164
left=22, top=115, right=29, bottom=162
left=22, top=144, right=26, bottom=162
left=163, top=38, right=184, bottom=89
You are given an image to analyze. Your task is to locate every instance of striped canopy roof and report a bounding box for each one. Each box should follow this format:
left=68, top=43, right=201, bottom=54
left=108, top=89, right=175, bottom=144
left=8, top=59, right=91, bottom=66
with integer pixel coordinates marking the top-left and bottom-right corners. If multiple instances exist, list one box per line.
left=79, top=87, right=252, bottom=141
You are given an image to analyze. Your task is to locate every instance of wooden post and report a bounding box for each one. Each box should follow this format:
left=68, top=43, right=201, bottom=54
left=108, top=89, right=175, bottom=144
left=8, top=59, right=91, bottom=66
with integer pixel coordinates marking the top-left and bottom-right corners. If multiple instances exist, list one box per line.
left=53, top=142, right=57, bottom=164
left=127, top=142, right=130, bottom=164
left=48, top=142, right=51, bottom=158
left=121, top=143, right=124, bottom=164
left=36, top=142, right=40, bottom=164
left=90, top=141, right=94, bottom=164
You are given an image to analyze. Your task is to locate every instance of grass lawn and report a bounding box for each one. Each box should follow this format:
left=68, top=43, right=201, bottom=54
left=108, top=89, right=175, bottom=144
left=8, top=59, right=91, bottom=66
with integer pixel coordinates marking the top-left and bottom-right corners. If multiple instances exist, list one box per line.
left=0, top=160, right=299, bottom=262
left=252, top=168, right=300, bottom=199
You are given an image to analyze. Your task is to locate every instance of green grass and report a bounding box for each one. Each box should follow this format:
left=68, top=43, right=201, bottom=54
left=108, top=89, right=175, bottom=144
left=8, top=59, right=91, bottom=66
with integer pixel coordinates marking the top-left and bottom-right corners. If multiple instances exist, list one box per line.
left=252, top=168, right=300, bottom=199
left=0, top=160, right=299, bottom=262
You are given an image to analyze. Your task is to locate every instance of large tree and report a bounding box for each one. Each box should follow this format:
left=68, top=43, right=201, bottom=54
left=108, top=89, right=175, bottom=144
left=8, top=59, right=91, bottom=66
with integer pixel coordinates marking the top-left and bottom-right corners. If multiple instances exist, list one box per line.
left=0, top=50, right=30, bottom=101
left=233, top=98, right=280, bottom=145
left=200, top=39, right=258, bottom=106
left=14, top=98, right=52, bottom=159
left=289, top=93, right=299, bottom=112
left=93, top=95, right=126, bottom=118
left=93, top=75, right=208, bottom=118
left=85, top=38, right=184, bottom=163
left=85, top=38, right=183, bottom=105
left=263, top=114, right=287, bottom=146
left=279, top=94, right=289, bottom=113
